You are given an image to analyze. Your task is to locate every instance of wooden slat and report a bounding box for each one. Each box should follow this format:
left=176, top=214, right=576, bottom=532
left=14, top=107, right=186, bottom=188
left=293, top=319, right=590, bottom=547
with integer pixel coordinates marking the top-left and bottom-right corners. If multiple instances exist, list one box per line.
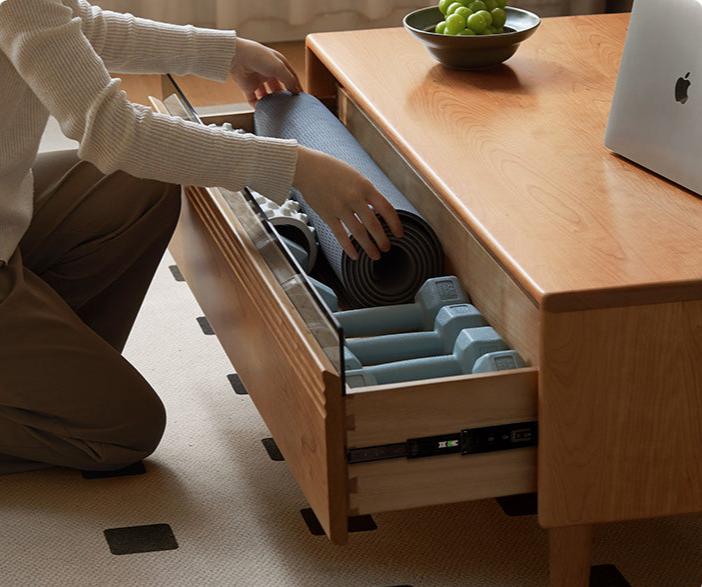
left=539, top=299, right=702, bottom=528
left=338, top=88, right=541, bottom=365
left=346, top=369, right=538, bottom=447
left=349, top=448, right=536, bottom=515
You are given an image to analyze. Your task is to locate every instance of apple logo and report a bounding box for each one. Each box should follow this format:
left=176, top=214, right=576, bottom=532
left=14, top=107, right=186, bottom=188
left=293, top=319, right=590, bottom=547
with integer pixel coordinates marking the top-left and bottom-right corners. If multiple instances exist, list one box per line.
left=675, top=72, right=692, bottom=104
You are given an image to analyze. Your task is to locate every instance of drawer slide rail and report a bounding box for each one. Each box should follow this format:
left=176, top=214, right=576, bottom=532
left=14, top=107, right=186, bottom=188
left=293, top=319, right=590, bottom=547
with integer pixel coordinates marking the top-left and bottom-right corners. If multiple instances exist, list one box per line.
left=347, top=421, right=538, bottom=464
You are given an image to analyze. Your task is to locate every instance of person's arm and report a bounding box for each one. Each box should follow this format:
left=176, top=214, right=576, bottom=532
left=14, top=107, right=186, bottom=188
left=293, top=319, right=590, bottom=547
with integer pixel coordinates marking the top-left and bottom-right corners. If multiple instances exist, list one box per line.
left=0, top=0, right=296, bottom=202
left=66, top=0, right=238, bottom=81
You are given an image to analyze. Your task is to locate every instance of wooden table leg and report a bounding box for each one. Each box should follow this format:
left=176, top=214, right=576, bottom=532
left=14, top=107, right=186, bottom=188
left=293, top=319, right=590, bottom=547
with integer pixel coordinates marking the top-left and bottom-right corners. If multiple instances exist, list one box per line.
left=548, top=524, right=593, bottom=587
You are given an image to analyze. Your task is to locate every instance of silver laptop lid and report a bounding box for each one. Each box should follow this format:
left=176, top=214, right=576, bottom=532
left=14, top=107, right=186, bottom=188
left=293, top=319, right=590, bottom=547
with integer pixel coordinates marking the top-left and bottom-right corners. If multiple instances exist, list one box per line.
left=605, top=0, right=702, bottom=195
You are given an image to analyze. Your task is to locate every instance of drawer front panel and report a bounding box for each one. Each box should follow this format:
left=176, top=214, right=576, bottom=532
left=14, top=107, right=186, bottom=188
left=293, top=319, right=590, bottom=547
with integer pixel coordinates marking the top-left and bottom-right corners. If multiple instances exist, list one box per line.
left=170, top=186, right=348, bottom=543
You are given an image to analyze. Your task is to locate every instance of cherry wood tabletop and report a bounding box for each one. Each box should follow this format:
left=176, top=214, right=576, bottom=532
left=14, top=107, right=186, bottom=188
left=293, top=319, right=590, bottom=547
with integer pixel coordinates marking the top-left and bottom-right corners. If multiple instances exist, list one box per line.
left=307, top=14, right=702, bottom=311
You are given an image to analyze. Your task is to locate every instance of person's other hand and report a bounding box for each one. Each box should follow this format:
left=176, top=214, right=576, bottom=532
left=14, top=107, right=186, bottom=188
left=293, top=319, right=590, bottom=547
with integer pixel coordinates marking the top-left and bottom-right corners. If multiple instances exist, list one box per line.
left=294, top=146, right=405, bottom=261
left=231, top=38, right=302, bottom=107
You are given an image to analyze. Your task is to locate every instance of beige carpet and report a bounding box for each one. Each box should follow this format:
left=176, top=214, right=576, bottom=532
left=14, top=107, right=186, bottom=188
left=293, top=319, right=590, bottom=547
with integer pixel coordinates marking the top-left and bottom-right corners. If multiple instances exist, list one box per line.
left=1, top=252, right=701, bottom=587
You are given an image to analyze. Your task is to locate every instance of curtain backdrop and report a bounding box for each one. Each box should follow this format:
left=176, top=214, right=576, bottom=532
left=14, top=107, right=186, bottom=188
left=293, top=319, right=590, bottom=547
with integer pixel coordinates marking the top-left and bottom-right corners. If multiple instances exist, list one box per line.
left=95, top=0, right=606, bottom=41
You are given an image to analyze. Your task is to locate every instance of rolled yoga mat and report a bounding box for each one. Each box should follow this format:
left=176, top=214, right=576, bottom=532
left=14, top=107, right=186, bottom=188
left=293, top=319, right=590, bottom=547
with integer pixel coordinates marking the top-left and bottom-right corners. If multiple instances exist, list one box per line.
left=255, top=92, right=444, bottom=308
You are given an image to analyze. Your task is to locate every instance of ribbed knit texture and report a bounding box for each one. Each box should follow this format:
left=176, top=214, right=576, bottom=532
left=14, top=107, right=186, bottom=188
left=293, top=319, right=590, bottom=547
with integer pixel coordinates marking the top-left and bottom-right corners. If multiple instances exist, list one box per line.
left=0, top=0, right=298, bottom=265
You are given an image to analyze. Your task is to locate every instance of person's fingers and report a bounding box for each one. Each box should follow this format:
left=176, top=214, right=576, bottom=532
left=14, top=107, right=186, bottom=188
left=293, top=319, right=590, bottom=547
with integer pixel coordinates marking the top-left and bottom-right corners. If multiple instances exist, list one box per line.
left=343, top=213, right=381, bottom=261
left=354, top=203, right=391, bottom=252
left=274, top=59, right=299, bottom=92
left=278, top=52, right=302, bottom=93
left=244, top=88, right=258, bottom=108
left=254, top=85, right=268, bottom=102
left=367, top=190, right=405, bottom=239
left=330, top=219, right=359, bottom=261
left=266, top=78, right=285, bottom=94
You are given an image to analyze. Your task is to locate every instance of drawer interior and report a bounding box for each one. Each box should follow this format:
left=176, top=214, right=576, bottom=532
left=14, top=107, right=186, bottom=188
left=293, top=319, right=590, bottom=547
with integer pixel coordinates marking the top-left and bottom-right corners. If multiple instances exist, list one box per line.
left=153, top=76, right=540, bottom=536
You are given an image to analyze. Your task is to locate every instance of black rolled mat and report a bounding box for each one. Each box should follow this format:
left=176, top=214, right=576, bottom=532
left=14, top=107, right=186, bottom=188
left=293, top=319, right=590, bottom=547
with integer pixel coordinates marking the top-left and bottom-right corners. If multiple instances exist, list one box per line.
left=254, top=92, right=444, bottom=308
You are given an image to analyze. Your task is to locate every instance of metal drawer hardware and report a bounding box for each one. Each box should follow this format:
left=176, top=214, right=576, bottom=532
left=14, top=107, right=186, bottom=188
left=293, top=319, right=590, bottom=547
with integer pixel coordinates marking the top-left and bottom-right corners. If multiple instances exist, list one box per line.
left=347, top=421, right=538, bottom=464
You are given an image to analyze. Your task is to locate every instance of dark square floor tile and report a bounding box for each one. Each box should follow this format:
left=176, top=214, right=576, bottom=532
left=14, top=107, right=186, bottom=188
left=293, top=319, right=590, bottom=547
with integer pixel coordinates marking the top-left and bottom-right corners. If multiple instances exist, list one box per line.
left=227, top=373, right=249, bottom=395
left=348, top=514, right=378, bottom=533
left=590, top=565, right=631, bottom=587
left=168, top=264, right=185, bottom=282
left=81, top=461, right=146, bottom=479
left=262, top=438, right=285, bottom=461
left=300, top=508, right=377, bottom=536
left=196, top=316, right=214, bottom=335
left=496, top=492, right=538, bottom=516
left=104, top=524, right=178, bottom=555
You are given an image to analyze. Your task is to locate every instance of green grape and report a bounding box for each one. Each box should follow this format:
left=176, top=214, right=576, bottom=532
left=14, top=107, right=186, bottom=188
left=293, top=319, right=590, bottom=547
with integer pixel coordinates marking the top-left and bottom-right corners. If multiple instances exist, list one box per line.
left=438, top=0, right=453, bottom=15
left=459, top=27, right=476, bottom=35
left=467, top=11, right=488, bottom=33
left=467, top=0, right=487, bottom=12
left=445, top=12, right=467, bottom=34
left=495, top=0, right=507, bottom=7
left=447, top=2, right=465, bottom=14
left=490, top=7, right=506, bottom=28
left=454, top=6, right=473, bottom=18
left=484, top=0, right=498, bottom=10
left=475, top=9, right=493, bottom=25
left=435, top=20, right=447, bottom=34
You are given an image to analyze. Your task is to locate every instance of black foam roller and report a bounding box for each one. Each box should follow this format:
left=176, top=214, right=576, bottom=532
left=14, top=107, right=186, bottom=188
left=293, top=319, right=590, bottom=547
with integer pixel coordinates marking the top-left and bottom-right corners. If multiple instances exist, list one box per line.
left=254, top=92, right=444, bottom=308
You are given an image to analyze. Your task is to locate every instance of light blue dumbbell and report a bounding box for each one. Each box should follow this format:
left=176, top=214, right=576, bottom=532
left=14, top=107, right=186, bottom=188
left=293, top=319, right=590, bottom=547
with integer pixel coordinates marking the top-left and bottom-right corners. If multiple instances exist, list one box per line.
left=472, top=350, right=526, bottom=373
left=345, top=304, right=487, bottom=367
left=308, top=276, right=340, bottom=312
left=346, top=327, right=508, bottom=387
left=280, top=236, right=310, bottom=272
left=307, top=276, right=469, bottom=337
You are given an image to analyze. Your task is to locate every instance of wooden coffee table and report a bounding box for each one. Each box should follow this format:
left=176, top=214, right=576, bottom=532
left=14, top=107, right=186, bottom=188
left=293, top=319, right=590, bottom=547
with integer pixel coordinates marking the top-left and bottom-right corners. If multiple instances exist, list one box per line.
left=154, top=12, right=702, bottom=586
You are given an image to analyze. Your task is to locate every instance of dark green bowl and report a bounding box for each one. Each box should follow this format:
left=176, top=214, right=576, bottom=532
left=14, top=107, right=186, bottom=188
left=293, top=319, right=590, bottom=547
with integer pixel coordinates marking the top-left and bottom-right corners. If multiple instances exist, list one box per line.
left=403, top=6, right=540, bottom=70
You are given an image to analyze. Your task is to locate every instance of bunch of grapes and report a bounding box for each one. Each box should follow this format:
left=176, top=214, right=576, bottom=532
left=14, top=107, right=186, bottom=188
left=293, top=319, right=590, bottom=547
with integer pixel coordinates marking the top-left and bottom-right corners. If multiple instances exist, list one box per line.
left=435, top=0, right=508, bottom=36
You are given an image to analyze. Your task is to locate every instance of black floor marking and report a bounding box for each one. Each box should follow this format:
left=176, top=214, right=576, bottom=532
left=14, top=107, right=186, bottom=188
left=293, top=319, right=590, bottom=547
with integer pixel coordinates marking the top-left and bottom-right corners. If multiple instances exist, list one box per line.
left=348, top=514, right=378, bottom=533
left=496, top=492, right=538, bottom=516
left=196, top=316, right=214, bottom=335
left=300, top=508, right=377, bottom=536
left=262, top=438, right=285, bottom=461
left=168, top=264, right=185, bottom=282
left=590, top=565, right=631, bottom=587
left=81, top=461, right=146, bottom=479
left=227, top=373, right=249, bottom=395
left=104, top=524, right=178, bottom=555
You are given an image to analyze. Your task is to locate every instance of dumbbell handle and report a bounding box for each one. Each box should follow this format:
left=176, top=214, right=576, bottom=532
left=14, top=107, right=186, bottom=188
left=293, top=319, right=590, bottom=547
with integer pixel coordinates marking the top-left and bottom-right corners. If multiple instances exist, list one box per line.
left=336, top=304, right=424, bottom=338
left=361, top=355, right=463, bottom=385
left=348, top=332, right=508, bottom=385
left=347, top=331, right=443, bottom=366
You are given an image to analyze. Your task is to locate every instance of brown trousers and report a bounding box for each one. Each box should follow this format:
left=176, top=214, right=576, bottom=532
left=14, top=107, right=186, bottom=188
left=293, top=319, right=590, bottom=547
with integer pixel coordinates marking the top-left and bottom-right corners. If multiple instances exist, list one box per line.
left=0, top=150, right=181, bottom=474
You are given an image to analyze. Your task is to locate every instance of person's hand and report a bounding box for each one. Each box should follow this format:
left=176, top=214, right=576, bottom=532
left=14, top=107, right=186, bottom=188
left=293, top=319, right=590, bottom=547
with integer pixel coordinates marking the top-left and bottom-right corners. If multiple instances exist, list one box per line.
left=294, top=146, right=404, bottom=261
left=231, top=38, right=302, bottom=107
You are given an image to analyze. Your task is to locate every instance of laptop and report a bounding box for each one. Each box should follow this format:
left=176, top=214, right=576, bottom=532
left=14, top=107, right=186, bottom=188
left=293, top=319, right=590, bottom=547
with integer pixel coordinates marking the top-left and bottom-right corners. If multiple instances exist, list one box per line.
left=605, top=0, right=702, bottom=195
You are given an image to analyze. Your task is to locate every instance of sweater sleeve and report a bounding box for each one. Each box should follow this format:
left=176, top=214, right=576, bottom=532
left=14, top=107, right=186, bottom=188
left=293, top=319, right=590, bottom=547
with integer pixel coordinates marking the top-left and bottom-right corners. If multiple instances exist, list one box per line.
left=0, top=0, right=298, bottom=204
left=66, top=0, right=237, bottom=81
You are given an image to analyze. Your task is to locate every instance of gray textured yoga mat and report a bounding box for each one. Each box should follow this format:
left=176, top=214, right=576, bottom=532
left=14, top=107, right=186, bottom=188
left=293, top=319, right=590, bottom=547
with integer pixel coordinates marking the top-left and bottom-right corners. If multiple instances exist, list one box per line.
left=254, top=92, right=444, bottom=308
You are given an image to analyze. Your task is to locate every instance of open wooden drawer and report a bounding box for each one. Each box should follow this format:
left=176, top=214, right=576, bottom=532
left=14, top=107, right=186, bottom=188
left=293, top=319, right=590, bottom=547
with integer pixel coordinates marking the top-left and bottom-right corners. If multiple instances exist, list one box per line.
left=151, top=77, right=541, bottom=545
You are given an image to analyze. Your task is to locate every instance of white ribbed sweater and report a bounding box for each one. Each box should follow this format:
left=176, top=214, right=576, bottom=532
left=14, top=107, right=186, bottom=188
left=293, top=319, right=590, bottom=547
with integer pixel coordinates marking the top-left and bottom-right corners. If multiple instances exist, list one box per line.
left=0, top=0, right=298, bottom=265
